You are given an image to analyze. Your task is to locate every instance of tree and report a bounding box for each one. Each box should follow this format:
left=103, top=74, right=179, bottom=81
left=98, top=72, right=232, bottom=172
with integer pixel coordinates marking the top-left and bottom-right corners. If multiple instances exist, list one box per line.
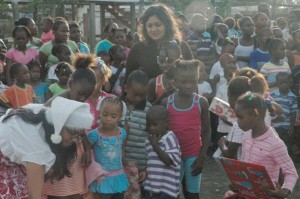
left=214, top=0, right=231, bottom=17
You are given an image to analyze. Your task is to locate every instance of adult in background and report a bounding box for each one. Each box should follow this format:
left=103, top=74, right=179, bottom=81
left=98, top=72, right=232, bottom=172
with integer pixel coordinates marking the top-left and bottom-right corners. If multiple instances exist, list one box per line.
left=39, top=18, right=79, bottom=80
left=125, top=4, right=193, bottom=80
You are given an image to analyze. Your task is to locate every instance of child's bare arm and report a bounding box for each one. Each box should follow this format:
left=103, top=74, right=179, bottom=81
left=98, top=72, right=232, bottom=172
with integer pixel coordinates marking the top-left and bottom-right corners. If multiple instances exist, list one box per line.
left=0, top=98, right=12, bottom=109
left=149, top=134, right=173, bottom=166
left=147, top=78, right=157, bottom=104
left=289, top=112, right=296, bottom=135
left=218, top=137, right=240, bottom=159
left=191, top=97, right=211, bottom=176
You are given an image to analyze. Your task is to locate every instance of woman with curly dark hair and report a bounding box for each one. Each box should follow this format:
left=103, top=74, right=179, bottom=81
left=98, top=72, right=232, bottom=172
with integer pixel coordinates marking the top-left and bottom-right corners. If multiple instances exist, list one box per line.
left=125, top=4, right=193, bottom=80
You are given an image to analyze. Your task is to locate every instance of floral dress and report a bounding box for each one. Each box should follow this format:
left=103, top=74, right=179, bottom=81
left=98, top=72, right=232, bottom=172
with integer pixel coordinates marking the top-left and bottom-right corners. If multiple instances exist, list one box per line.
left=0, top=151, right=27, bottom=199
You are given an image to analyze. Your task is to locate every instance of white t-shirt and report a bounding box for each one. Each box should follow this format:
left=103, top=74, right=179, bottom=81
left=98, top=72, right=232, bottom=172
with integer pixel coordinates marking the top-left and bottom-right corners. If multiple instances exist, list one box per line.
left=209, top=61, right=227, bottom=91
left=0, top=105, right=55, bottom=173
left=216, top=82, right=232, bottom=133
left=197, top=81, right=212, bottom=96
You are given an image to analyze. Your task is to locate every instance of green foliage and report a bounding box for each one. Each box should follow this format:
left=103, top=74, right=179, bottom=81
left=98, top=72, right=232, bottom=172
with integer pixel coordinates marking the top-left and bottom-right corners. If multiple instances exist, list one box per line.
left=215, top=0, right=231, bottom=17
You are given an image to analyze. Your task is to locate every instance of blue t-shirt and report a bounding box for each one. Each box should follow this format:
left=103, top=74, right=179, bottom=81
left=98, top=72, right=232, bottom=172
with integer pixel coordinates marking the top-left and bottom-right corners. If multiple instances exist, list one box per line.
left=79, top=42, right=90, bottom=54
left=250, top=49, right=271, bottom=71
left=33, top=82, right=49, bottom=104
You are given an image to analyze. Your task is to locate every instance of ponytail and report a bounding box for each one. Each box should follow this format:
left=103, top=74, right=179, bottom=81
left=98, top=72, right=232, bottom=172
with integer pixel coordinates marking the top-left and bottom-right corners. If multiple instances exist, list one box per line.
left=249, top=73, right=269, bottom=94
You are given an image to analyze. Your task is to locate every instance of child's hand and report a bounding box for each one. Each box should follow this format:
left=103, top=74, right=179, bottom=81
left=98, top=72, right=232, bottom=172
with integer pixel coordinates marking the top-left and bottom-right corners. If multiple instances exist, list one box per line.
left=264, top=182, right=291, bottom=198
left=218, top=136, right=228, bottom=147
left=191, top=155, right=204, bottom=176
left=213, top=74, right=220, bottom=83
left=149, top=134, right=160, bottom=146
left=138, top=171, right=147, bottom=183
left=82, top=150, right=92, bottom=168
left=161, top=87, right=176, bottom=98
left=219, top=115, right=228, bottom=123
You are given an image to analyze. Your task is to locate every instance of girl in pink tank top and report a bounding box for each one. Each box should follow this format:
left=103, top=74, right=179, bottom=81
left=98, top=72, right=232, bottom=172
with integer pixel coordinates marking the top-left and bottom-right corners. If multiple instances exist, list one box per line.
left=162, top=60, right=211, bottom=198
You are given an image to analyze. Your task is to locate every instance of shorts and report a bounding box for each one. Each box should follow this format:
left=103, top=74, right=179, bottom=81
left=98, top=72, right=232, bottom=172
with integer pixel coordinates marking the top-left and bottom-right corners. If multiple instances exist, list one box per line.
left=180, top=156, right=202, bottom=193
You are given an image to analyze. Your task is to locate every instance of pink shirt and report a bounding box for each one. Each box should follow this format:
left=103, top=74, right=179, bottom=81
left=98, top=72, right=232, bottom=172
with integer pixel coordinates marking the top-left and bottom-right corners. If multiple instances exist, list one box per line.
left=241, top=127, right=298, bottom=192
left=5, top=48, right=38, bottom=65
left=167, top=93, right=202, bottom=158
left=41, top=30, right=54, bottom=44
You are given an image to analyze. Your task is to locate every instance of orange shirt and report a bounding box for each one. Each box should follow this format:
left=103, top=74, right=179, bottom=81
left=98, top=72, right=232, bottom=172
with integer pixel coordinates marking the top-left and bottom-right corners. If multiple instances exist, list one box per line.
left=0, top=84, right=34, bottom=108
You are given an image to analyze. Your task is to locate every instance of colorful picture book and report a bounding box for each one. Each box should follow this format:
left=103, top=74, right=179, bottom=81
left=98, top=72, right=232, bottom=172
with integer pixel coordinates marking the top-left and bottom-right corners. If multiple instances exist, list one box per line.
left=220, top=157, right=275, bottom=199
left=209, top=97, right=237, bottom=124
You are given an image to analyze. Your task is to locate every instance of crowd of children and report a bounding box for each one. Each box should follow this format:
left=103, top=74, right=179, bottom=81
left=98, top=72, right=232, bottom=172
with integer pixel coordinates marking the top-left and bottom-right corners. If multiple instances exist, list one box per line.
left=0, top=2, right=300, bottom=199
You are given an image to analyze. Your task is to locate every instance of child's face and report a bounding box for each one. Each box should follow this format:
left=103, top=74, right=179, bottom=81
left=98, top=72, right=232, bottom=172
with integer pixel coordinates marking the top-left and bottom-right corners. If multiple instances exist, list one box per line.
left=192, top=19, right=206, bottom=33
left=40, top=19, right=51, bottom=33
left=101, top=55, right=110, bottom=66
left=29, top=66, right=41, bottom=82
left=198, top=66, right=207, bottom=81
left=218, top=26, right=229, bottom=38
left=15, top=31, right=29, bottom=49
left=114, top=46, right=126, bottom=61
left=27, top=19, right=38, bottom=37
left=146, top=118, right=167, bottom=136
left=54, top=22, right=70, bottom=43
left=57, top=71, right=71, bottom=85
left=271, top=43, right=286, bottom=59
left=158, top=49, right=179, bottom=73
left=277, top=76, right=291, bottom=92
left=113, top=31, right=126, bottom=45
left=241, top=20, right=255, bottom=36
left=125, top=84, right=147, bottom=105
left=174, top=70, right=198, bottom=95
left=255, top=14, right=269, bottom=29
left=272, top=29, right=283, bottom=39
left=16, top=65, right=30, bottom=84
left=99, top=103, right=122, bottom=129
left=277, top=19, right=287, bottom=30
left=68, top=79, right=95, bottom=102
left=69, top=27, right=81, bottom=43
left=221, top=56, right=236, bottom=68
left=234, top=103, right=256, bottom=132
left=56, top=48, right=72, bottom=63
left=221, top=45, right=235, bottom=54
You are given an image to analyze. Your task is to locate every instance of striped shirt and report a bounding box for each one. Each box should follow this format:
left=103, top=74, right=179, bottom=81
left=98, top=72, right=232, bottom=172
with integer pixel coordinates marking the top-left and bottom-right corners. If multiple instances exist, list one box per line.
left=44, top=141, right=86, bottom=196
left=143, top=131, right=181, bottom=198
left=260, top=62, right=291, bottom=85
left=125, top=101, right=152, bottom=171
left=270, top=89, right=298, bottom=129
left=241, top=127, right=298, bottom=192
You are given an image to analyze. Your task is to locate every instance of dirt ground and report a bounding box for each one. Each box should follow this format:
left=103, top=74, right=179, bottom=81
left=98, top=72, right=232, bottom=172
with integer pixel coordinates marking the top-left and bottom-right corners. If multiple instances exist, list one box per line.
left=197, top=157, right=300, bottom=199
